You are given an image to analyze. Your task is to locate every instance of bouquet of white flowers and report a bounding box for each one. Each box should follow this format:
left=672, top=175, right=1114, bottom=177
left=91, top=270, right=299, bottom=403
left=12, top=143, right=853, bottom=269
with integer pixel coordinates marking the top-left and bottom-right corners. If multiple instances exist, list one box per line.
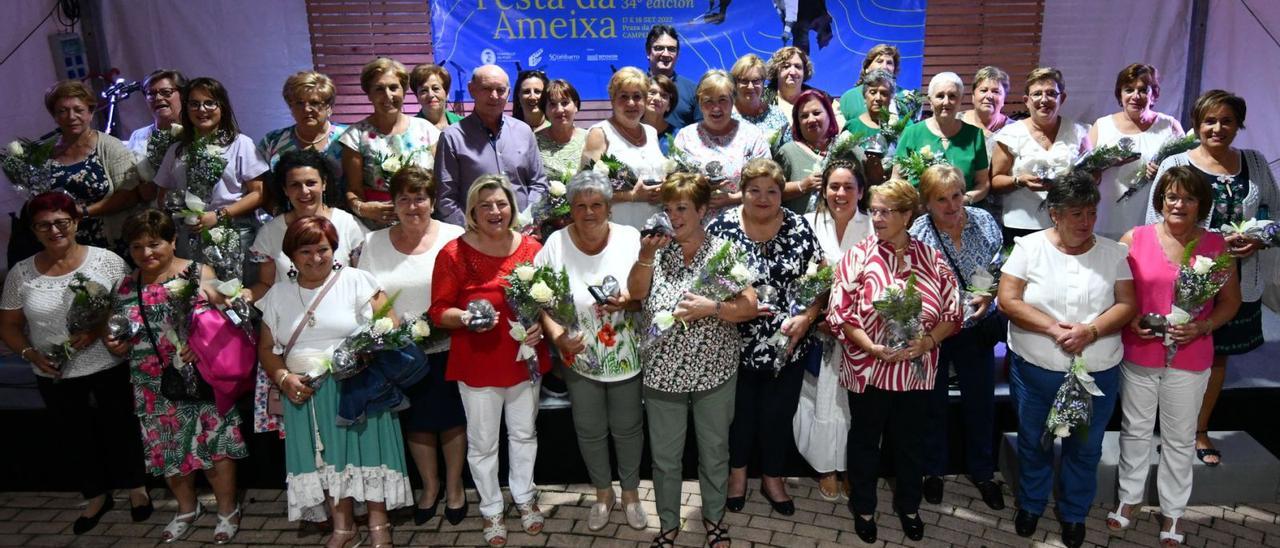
left=184, top=132, right=229, bottom=200
left=1116, top=132, right=1199, bottom=203
left=330, top=291, right=417, bottom=380
left=201, top=221, right=244, bottom=281
left=884, top=145, right=950, bottom=184
left=138, top=124, right=182, bottom=181
left=503, top=263, right=563, bottom=382
left=1042, top=356, right=1103, bottom=448
left=527, top=173, right=572, bottom=241
left=67, top=273, right=113, bottom=335
left=871, top=273, right=925, bottom=379
left=1073, top=137, right=1139, bottom=172
left=765, top=261, right=833, bottom=374
left=587, top=152, right=639, bottom=192
left=1221, top=218, right=1274, bottom=242
left=215, top=278, right=254, bottom=333
left=1163, top=240, right=1232, bottom=365
left=1, top=137, right=55, bottom=197
left=647, top=241, right=755, bottom=343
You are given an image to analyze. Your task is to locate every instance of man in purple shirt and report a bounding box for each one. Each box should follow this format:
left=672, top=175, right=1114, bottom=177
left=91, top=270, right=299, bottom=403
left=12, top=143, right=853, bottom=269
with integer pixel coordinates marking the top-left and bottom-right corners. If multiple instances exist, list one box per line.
left=434, top=64, right=548, bottom=226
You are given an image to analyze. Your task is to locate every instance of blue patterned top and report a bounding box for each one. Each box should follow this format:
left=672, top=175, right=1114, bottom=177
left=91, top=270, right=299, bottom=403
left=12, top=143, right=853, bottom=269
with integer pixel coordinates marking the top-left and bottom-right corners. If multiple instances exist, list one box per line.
left=908, top=206, right=1003, bottom=328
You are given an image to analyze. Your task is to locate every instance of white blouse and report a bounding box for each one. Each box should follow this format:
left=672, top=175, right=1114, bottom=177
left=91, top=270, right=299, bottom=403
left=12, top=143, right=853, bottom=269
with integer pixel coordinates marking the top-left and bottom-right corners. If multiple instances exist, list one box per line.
left=995, top=118, right=1089, bottom=230
left=250, top=209, right=366, bottom=284
left=356, top=223, right=464, bottom=353
left=256, top=267, right=382, bottom=357
left=804, top=209, right=873, bottom=264
left=1001, top=231, right=1132, bottom=372
left=0, top=247, right=129, bottom=378
left=1093, top=112, right=1181, bottom=240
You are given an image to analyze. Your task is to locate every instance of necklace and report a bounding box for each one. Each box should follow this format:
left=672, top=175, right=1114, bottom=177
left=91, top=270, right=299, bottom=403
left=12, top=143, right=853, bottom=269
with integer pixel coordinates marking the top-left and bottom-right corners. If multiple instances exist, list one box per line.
left=295, top=274, right=328, bottom=327
left=294, top=124, right=329, bottom=147
left=612, top=119, right=645, bottom=145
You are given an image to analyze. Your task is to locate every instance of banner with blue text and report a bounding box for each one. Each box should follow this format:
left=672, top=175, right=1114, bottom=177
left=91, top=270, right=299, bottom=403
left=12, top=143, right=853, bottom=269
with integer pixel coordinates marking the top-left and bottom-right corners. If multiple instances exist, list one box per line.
left=431, top=0, right=925, bottom=101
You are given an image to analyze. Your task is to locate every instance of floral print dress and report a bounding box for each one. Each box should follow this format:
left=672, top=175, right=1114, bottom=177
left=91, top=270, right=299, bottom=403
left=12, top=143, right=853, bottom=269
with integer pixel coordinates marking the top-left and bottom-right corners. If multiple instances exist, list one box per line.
left=114, top=263, right=247, bottom=477
left=337, top=117, right=440, bottom=200
left=47, top=150, right=111, bottom=249
left=707, top=207, right=820, bottom=371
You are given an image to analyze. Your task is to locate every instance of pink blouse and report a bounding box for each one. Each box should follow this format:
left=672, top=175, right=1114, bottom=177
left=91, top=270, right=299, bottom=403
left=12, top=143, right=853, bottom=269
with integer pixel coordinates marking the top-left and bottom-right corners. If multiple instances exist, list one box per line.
left=1122, top=224, right=1224, bottom=371
left=827, top=236, right=963, bottom=393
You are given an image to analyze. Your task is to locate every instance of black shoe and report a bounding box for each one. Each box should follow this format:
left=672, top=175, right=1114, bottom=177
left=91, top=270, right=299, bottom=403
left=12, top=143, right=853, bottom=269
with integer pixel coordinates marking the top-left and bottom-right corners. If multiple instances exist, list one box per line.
left=73, top=495, right=114, bottom=535
left=413, top=491, right=443, bottom=525
left=760, top=489, right=795, bottom=516
left=852, top=512, right=877, bottom=544
left=922, top=476, right=944, bottom=504
left=129, top=495, right=154, bottom=522
left=1014, top=509, right=1040, bottom=537
left=897, top=510, right=925, bottom=541
left=974, top=480, right=1005, bottom=511
left=444, top=499, right=468, bottom=526
left=1060, top=521, right=1086, bottom=548
left=725, top=489, right=746, bottom=512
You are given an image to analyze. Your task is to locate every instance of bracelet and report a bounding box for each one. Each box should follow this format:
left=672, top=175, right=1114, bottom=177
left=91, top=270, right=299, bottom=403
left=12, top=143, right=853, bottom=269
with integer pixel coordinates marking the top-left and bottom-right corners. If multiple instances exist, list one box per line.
left=215, top=207, right=229, bottom=222
left=1013, top=175, right=1025, bottom=189
left=275, top=369, right=292, bottom=387
left=636, top=259, right=654, bottom=268
left=714, top=301, right=723, bottom=318
left=1088, top=324, right=1099, bottom=341
left=19, top=346, right=34, bottom=362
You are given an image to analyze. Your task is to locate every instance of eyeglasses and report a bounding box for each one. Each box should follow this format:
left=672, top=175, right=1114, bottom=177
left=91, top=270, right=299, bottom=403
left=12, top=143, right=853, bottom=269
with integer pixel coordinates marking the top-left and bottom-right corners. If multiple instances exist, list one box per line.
left=187, top=100, right=220, bottom=111
left=291, top=100, right=330, bottom=111
left=1163, top=193, right=1200, bottom=205
left=868, top=208, right=907, bottom=217
left=650, top=45, right=678, bottom=53
left=33, top=218, right=74, bottom=233
left=1029, top=90, right=1061, bottom=100
left=395, top=195, right=431, bottom=206
left=144, top=88, right=177, bottom=99
left=736, top=78, right=764, bottom=88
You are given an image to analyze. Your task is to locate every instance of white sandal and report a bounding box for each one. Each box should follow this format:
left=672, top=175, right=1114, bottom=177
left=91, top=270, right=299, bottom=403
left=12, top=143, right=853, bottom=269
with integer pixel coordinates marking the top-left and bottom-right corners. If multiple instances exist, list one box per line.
left=482, top=514, right=507, bottom=546
left=213, top=504, right=241, bottom=544
left=161, top=505, right=204, bottom=543
left=517, top=501, right=544, bottom=534
left=1160, top=516, right=1185, bottom=546
left=1106, top=502, right=1137, bottom=531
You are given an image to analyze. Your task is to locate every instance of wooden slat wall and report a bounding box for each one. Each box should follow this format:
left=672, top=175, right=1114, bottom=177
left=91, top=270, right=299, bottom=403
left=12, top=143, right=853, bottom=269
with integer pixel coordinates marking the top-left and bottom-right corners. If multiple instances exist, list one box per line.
left=923, top=0, right=1044, bottom=114
left=307, top=0, right=436, bottom=124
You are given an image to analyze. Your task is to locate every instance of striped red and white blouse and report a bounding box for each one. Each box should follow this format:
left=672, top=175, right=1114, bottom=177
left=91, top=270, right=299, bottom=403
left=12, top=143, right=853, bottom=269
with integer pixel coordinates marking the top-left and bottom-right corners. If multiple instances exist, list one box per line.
left=827, top=236, right=963, bottom=393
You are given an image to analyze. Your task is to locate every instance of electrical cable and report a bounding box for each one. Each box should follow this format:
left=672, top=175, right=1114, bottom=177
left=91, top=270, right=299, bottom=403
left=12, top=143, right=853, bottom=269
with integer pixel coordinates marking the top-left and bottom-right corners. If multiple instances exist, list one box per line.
left=1239, top=0, right=1280, bottom=52
left=0, top=1, right=59, bottom=67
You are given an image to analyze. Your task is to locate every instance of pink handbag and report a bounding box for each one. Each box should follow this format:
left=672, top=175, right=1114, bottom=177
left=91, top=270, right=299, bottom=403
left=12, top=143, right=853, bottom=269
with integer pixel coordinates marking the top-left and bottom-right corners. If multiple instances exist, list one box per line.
left=190, top=306, right=257, bottom=415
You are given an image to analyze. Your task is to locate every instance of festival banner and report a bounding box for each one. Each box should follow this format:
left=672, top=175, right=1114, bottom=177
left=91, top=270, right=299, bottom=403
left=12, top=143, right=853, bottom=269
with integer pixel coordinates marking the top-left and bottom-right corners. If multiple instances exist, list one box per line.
left=431, top=0, right=925, bottom=101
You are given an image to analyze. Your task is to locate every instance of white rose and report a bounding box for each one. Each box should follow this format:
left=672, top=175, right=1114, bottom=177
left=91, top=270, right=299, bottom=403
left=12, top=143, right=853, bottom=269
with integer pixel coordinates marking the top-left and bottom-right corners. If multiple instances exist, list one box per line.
left=6, top=141, right=22, bottom=156
left=968, top=270, right=995, bottom=293
left=205, top=144, right=223, bottom=156
left=184, top=192, right=206, bottom=213
left=529, top=281, right=555, bottom=304
left=183, top=214, right=201, bottom=226
left=381, top=156, right=403, bottom=174
left=411, top=319, right=432, bottom=340
left=663, top=159, right=679, bottom=175
left=729, top=263, right=753, bottom=284
left=653, top=311, right=676, bottom=331
left=1191, top=255, right=1214, bottom=275
left=1166, top=305, right=1192, bottom=327
left=163, top=278, right=189, bottom=295
left=805, top=261, right=819, bottom=277
left=1052, top=424, right=1072, bottom=438
left=169, top=124, right=183, bottom=137
left=300, top=354, right=331, bottom=375
left=513, top=265, right=537, bottom=283
left=515, top=210, right=533, bottom=229
left=371, top=317, right=394, bottom=335
left=548, top=180, right=566, bottom=197
left=918, top=145, right=933, bottom=159
left=592, top=160, right=611, bottom=176
left=207, top=227, right=229, bottom=243
left=216, top=278, right=244, bottom=297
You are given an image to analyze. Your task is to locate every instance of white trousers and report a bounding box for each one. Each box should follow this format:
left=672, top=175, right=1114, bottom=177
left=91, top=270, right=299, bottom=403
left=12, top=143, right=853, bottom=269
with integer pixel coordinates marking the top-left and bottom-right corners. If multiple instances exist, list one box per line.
left=1116, top=362, right=1209, bottom=518
left=459, top=380, right=541, bottom=517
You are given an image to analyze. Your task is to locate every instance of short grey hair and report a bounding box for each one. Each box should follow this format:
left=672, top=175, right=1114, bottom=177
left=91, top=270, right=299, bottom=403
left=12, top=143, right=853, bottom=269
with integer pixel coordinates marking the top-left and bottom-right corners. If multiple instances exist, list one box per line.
left=567, top=170, right=613, bottom=204
left=928, top=71, right=964, bottom=97
left=861, top=69, right=897, bottom=96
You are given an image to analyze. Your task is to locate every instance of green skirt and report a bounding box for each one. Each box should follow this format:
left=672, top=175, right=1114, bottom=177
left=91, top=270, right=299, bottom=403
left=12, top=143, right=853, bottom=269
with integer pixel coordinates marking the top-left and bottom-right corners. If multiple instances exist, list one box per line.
left=283, top=377, right=412, bottom=522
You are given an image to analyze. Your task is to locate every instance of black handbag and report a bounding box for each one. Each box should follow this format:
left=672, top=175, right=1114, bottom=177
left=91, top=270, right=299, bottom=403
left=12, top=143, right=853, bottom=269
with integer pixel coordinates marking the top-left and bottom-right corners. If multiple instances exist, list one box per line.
left=138, top=264, right=215, bottom=402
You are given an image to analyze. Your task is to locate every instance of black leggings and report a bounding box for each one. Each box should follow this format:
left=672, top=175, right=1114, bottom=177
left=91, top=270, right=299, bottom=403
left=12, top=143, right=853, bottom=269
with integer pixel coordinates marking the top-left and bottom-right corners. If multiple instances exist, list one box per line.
left=728, top=362, right=805, bottom=476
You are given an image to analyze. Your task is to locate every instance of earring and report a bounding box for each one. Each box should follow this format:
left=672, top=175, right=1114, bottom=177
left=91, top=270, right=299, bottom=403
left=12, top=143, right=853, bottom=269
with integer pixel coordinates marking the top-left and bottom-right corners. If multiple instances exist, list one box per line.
left=332, top=260, right=343, bottom=271
left=286, top=265, right=298, bottom=280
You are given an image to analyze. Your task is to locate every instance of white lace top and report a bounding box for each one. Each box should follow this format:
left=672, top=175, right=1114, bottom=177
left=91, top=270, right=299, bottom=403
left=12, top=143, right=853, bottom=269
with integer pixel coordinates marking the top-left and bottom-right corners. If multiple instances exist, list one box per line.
left=1093, top=112, right=1181, bottom=240
left=1, top=247, right=130, bottom=378
left=591, top=120, right=668, bottom=228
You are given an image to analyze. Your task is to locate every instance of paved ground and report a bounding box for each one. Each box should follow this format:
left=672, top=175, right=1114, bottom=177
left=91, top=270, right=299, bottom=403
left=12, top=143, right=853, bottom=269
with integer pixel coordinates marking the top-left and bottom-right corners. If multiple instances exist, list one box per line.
left=2, top=475, right=1278, bottom=547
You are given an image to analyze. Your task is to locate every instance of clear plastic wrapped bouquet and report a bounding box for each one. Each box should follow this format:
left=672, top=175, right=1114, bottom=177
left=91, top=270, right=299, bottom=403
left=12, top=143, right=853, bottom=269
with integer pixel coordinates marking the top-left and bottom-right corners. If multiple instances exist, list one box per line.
left=871, top=273, right=925, bottom=379
left=1042, top=356, right=1103, bottom=449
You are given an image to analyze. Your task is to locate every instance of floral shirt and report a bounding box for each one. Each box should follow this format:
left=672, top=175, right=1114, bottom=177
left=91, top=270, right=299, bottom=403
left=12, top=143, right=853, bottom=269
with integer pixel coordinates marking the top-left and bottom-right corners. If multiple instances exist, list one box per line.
left=671, top=121, right=770, bottom=197
left=827, top=236, right=963, bottom=393
left=535, top=129, right=587, bottom=181
left=258, top=123, right=348, bottom=176
left=707, top=207, right=820, bottom=371
left=47, top=150, right=112, bottom=249
left=337, top=116, right=440, bottom=195
left=733, top=104, right=792, bottom=148
left=907, top=207, right=1003, bottom=328
left=641, top=235, right=742, bottom=393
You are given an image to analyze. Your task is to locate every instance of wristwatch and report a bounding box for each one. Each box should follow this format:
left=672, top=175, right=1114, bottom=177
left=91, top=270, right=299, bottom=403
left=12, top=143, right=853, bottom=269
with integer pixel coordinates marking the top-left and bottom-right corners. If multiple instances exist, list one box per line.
left=215, top=207, right=230, bottom=222
left=1012, top=175, right=1026, bottom=189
